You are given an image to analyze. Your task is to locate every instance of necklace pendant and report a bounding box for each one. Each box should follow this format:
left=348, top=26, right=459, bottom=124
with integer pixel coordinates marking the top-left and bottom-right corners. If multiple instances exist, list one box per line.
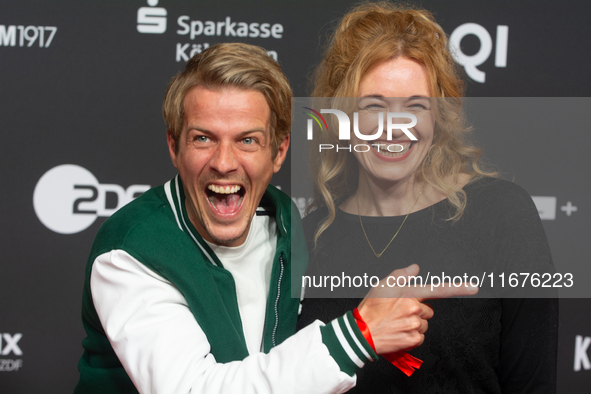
left=357, top=184, right=425, bottom=260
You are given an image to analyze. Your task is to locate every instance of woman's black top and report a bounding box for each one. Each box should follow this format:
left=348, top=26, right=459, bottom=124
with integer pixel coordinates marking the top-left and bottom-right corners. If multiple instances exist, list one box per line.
left=298, top=178, right=558, bottom=393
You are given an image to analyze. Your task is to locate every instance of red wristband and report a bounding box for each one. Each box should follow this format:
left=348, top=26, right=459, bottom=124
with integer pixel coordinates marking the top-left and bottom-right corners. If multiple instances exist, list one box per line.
left=352, top=308, right=423, bottom=377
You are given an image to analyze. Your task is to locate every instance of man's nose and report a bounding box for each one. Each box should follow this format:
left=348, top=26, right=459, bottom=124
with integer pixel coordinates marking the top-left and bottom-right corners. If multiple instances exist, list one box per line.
left=209, top=142, right=239, bottom=175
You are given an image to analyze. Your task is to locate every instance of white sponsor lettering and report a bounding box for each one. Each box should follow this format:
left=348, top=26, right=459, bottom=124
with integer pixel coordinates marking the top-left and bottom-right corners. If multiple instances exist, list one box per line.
left=176, top=42, right=276, bottom=63
left=532, top=196, right=579, bottom=220
left=0, top=359, right=23, bottom=372
left=0, top=334, right=22, bottom=356
left=561, top=201, right=578, bottom=217
left=137, top=0, right=167, bottom=34
left=33, top=164, right=150, bottom=234
left=449, top=23, right=509, bottom=83
left=532, top=196, right=556, bottom=220
left=575, top=335, right=591, bottom=371
left=176, top=42, right=210, bottom=62
left=0, top=25, right=57, bottom=47
left=177, top=15, right=283, bottom=39
left=136, top=3, right=282, bottom=62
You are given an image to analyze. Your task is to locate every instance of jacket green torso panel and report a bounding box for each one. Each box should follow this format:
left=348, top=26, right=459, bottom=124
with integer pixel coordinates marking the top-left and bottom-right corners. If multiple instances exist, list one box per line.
left=75, top=176, right=306, bottom=393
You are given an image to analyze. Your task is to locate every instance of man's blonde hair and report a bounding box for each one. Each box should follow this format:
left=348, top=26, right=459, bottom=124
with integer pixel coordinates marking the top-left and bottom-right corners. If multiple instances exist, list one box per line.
left=163, top=43, right=292, bottom=157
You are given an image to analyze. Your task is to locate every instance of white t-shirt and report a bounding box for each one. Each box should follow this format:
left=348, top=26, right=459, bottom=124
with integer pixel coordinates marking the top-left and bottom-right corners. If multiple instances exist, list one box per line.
left=205, top=214, right=277, bottom=354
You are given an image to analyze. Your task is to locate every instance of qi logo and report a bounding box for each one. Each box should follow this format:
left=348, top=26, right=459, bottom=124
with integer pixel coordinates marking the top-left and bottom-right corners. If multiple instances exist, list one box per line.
left=449, top=23, right=509, bottom=83
left=33, top=164, right=150, bottom=234
left=137, top=0, right=167, bottom=34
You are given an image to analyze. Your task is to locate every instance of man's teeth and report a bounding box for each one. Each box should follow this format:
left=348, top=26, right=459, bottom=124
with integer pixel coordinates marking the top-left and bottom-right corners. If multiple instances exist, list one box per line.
left=207, top=185, right=242, bottom=194
left=374, top=143, right=412, bottom=156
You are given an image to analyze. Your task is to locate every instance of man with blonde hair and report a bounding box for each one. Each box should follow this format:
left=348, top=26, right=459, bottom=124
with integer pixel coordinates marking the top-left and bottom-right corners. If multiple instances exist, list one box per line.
left=75, top=43, right=474, bottom=394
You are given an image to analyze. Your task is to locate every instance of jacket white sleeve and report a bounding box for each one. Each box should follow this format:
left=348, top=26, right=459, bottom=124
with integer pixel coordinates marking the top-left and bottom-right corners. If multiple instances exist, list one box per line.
left=91, top=249, right=376, bottom=394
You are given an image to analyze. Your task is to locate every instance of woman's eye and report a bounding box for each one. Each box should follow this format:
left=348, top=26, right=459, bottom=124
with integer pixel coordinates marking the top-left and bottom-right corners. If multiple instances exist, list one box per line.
left=408, top=103, right=429, bottom=110
left=363, top=104, right=386, bottom=111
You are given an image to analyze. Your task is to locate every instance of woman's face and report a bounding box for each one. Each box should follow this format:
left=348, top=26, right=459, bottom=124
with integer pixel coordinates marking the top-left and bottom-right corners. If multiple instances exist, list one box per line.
left=353, top=56, right=435, bottom=186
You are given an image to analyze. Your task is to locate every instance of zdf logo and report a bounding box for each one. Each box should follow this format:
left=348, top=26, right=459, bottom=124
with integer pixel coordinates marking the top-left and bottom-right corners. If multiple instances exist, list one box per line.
left=137, top=0, right=167, bottom=34
left=449, top=23, right=509, bottom=83
left=33, top=164, right=150, bottom=234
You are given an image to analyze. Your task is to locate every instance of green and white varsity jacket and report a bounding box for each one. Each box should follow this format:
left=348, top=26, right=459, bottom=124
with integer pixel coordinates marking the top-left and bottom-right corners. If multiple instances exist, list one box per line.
left=75, top=176, right=377, bottom=394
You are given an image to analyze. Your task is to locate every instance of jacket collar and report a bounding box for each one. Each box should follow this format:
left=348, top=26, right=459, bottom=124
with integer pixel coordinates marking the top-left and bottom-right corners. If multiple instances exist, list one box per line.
left=164, top=175, right=289, bottom=265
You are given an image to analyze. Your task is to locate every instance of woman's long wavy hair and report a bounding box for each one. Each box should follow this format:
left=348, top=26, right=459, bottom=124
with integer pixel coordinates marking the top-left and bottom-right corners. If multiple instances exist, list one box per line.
left=309, top=2, right=495, bottom=246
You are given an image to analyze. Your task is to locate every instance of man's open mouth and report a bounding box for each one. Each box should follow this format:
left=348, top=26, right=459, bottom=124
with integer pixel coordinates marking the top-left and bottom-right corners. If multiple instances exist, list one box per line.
left=206, top=184, right=245, bottom=215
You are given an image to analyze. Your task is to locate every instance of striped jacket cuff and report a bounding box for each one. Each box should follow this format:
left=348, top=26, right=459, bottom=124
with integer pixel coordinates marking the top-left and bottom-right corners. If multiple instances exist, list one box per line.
left=320, top=311, right=379, bottom=376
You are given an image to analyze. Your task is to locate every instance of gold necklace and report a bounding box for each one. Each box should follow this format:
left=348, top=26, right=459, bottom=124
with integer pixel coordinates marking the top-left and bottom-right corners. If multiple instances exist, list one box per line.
left=357, top=184, right=425, bottom=258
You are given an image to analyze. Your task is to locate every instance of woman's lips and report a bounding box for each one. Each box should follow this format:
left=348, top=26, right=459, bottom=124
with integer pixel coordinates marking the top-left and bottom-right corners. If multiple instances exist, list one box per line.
left=369, top=141, right=415, bottom=161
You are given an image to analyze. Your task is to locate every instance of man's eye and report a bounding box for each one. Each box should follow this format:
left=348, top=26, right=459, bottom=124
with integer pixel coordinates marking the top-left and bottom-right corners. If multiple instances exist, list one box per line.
left=195, top=136, right=209, bottom=143
left=242, top=137, right=255, bottom=145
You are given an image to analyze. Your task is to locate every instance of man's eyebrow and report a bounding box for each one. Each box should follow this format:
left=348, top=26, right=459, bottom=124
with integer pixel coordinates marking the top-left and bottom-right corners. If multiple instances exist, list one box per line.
left=186, top=125, right=209, bottom=132
left=236, top=129, right=267, bottom=136
left=185, top=126, right=268, bottom=136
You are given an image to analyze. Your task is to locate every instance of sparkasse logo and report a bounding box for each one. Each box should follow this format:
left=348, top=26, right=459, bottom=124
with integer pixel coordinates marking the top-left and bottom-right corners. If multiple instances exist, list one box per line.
left=135, top=0, right=284, bottom=62
left=137, top=0, right=167, bottom=34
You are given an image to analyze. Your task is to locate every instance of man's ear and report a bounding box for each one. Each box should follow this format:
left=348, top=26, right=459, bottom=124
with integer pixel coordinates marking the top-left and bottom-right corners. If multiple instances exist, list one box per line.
left=167, top=131, right=178, bottom=169
left=273, top=134, right=290, bottom=173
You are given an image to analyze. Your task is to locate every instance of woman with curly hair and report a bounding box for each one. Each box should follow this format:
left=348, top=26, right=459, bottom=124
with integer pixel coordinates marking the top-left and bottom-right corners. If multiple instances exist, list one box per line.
left=298, top=3, right=557, bottom=392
